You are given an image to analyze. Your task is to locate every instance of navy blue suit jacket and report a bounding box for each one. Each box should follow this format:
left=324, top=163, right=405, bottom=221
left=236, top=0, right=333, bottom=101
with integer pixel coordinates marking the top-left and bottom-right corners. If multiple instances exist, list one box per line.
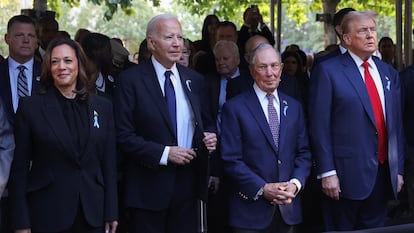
left=0, top=58, right=42, bottom=125
left=308, top=52, right=404, bottom=200
left=114, top=60, right=212, bottom=210
left=9, top=89, right=118, bottom=232
left=221, top=89, right=312, bottom=229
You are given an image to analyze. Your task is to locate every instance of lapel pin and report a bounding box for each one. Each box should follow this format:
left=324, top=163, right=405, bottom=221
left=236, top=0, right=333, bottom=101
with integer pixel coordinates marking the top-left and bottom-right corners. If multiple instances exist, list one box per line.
left=93, top=110, right=100, bottom=129
left=283, top=100, right=288, bottom=116
left=185, top=80, right=192, bottom=92
left=385, top=76, right=391, bottom=91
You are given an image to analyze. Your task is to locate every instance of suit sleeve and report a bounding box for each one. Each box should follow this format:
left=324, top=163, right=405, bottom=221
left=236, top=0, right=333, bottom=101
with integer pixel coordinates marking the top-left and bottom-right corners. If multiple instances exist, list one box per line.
left=308, top=63, right=336, bottom=175
left=9, top=98, right=32, bottom=229
left=102, top=101, right=119, bottom=221
left=220, top=101, right=266, bottom=199
left=0, top=99, right=14, bottom=196
left=114, top=73, right=166, bottom=169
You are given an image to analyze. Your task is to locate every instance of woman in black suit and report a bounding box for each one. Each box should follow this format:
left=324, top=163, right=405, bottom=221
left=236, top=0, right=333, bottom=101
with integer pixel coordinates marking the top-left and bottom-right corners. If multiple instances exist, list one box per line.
left=9, top=39, right=118, bottom=233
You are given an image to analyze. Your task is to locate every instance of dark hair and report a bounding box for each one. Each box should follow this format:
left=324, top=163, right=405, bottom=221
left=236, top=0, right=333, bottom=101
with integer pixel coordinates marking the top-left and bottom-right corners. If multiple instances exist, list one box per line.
left=74, top=28, right=91, bottom=44
left=138, top=38, right=151, bottom=63
left=7, top=15, right=36, bottom=32
left=40, top=39, right=96, bottom=101
left=81, top=32, right=113, bottom=77
left=378, top=36, right=394, bottom=48
left=201, top=15, right=219, bottom=43
left=37, top=17, right=59, bottom=30
left=281, top=51, right=305, bottom=76
left=332, top=8, right=355, bottom=26
left=217, top=21, right=237, bottom=32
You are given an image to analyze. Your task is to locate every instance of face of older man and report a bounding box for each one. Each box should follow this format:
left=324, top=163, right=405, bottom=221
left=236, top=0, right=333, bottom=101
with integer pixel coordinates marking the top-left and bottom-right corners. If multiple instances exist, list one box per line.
left=147, top=18, right=183, bottom=68
left=250, top=47, right=283, bottom=94
left=215, top=46, right=240, bottom=77
left=343, top=17, right=377, bottom=60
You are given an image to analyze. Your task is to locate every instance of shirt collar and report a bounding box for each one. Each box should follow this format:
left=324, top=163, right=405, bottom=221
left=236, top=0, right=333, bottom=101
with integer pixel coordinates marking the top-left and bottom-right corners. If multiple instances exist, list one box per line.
left=253, top=83, right=279, bottom=105
left=8, top=57, right=34, bottom=71
left=151, top=56, right=179, bottom=79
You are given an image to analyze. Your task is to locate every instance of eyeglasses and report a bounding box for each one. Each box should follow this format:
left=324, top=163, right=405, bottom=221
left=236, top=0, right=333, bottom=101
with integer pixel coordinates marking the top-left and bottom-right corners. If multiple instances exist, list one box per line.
left=255, top=63, right=282, bottom=72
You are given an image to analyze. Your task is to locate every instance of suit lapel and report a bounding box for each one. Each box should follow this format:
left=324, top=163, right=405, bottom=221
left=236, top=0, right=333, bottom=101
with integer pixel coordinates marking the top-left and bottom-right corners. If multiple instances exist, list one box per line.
left=81, top=95, right=99, bottom=162
left=41, top=89, right=80, bottom=161
left=278, top=94, right=289, bottom=153
left=374, top=58, right=393, bottom=129
left=31, top=60, right=42, bottom=92
left=244, top=90, right=279, bottom=153
left=0, top=60, right=13, bottom=117
left=179, top=67, right=200, bottom=121
left=341, top=53, right=376, bottom=127
left=142, top=62, right=176, bottom=137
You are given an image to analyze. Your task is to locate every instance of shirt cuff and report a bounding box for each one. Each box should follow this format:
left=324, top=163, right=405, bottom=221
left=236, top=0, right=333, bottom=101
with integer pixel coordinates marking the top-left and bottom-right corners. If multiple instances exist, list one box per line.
left=160, top=146, right=170, bottom=165
left=317, top=170, right=337, bottom=179
left=253, top=186, right=264, bottom=201
left=289, top=178, right=302, bottom=195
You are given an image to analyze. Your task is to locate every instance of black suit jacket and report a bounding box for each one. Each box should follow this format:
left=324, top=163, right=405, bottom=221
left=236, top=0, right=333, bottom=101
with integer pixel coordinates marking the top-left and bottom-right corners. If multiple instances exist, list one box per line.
left=400, top=64, right=414, bottom=158
left=0, top=58, right=42, bottom=125
left=114, top=60, right=212, bottom=210
left=9, top=89, right=118, bottom=232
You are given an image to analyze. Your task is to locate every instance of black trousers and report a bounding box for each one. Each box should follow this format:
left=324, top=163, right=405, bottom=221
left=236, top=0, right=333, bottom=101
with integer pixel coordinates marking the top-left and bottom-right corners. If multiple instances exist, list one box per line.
left=33, top=204, right=103, bottom=233
left=233, top=207, right=296, bottom=233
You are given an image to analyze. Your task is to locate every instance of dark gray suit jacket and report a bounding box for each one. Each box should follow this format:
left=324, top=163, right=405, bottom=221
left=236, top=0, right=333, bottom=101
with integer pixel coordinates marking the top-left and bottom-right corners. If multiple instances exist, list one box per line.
left=0, top=98, right=14, bottom=196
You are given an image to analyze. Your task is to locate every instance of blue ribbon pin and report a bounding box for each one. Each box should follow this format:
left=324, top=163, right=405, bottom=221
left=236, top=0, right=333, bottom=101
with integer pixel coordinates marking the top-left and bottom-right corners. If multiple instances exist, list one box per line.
left=385, top=76, right=391, bottom=91
left=93, top=110, right=100, bottom=128
left=283, top=100, right=288, bottom=116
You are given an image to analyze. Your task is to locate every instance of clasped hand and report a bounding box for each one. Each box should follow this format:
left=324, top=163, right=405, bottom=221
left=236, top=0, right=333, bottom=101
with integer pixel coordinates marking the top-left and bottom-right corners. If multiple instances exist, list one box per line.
left=263, top=182, right=297, bottom=205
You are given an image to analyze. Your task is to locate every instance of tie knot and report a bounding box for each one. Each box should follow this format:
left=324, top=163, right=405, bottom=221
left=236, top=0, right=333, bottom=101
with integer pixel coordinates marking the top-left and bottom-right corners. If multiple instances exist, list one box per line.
left=165, top=70, right=173, bottom=79
left=266, top=93, right=275, bottom=102
left=18, top=65, right=26, bottom=72
left=362, top=61, right=369, bottom=70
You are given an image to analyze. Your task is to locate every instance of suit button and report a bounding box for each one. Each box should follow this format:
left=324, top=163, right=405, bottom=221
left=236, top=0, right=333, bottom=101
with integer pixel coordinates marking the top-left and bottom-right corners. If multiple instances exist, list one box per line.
left=278, top=160, right=282, bottom=165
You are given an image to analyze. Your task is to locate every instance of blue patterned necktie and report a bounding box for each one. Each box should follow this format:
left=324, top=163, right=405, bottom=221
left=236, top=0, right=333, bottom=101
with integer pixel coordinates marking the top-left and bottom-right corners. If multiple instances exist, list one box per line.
left=17, top=65, right=29, bottom=97
left=164, top=70, right=177, bottom=137
left=266, top=94, right=279, bottom=150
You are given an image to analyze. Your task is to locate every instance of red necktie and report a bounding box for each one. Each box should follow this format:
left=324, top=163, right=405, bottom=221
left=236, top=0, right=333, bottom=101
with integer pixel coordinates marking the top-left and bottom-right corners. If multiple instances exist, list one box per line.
left=362, top=61, right=387, bottom=164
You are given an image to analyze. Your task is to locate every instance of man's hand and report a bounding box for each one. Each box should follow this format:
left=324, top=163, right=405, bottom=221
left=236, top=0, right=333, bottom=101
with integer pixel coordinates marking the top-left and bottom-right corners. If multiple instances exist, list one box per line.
left=263, top=182, right=295, bottom=205
left=168, top=146, right=197, bottom=165
left=105, top=221, right=118, bottom=233
left=203, top=132, right=217, bottom=152
left=322, top=174, right=340, bottom=200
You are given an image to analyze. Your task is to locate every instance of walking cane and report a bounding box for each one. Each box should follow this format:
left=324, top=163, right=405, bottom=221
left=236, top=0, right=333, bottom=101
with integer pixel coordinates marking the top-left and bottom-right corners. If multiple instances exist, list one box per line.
left=197, top=199, right=208, bottom=233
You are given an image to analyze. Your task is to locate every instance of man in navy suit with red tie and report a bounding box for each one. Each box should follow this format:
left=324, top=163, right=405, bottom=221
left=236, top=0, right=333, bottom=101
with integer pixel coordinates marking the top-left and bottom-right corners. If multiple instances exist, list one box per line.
left=115, top=14, right=217, bottom=233
left=220, top=43, right=312, bottom=233
left=308, top=11, right=404, bottom=231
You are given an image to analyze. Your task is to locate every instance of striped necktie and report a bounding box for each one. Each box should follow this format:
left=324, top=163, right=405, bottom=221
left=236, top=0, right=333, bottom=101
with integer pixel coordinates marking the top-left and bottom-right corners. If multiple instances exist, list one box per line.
left=266, top=94, right=280, bottom=150
left=17, top=65, right=29, bottom=97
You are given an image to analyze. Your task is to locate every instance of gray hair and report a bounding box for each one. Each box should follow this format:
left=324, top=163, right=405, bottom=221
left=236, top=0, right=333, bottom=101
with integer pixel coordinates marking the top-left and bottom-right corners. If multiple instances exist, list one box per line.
left=249, top=43, right=281, bottom=65
left=146, top=14, right=179, bottom=37
left=213, top=40, right=239, bottom=57
left=341, top=11, right=377, bottom=34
